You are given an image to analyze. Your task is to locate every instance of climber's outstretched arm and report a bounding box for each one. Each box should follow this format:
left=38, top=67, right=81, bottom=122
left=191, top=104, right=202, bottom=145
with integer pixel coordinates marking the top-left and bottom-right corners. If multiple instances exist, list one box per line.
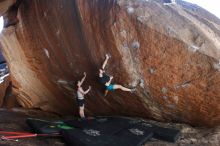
left=101, top=54, right=110, bottom=70
left=84, top=86, right=91, bottom=94
left=105, top=76, right=113, bottom=86
left=78, top=72, right=86, bottom=86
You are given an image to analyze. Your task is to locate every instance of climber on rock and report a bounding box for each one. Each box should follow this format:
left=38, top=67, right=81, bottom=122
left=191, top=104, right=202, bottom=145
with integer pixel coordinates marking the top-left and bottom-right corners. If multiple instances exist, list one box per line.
left=99, top=54, right=135, bottom=96
left=76, top=72, right=91, bottom=118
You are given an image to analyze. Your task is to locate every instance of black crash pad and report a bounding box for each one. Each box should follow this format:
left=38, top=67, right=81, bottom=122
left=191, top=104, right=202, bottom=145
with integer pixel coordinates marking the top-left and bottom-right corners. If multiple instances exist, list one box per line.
left=62, top=127, right=153, bottom=146
left=64, top=117, right=135, bottom=135
left=62, top=129, right=120, bottom=146
left=27, top=116, right=181, bottom=145
left=62, top=117, right=154, bottom=146
left=133, top=121, right=181, bottom=143
left=115, top=124, right=154, bottom=146
left=152, top=126, right=181, bottom=142
left=26, top=118, right=73, bottom=134
left=63, top=117, right=180, bottom=144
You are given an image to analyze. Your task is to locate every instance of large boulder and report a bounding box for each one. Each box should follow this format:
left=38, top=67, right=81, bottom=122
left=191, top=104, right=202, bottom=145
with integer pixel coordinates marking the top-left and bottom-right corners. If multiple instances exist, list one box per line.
left=0, top=0, right=219, bottom=127
left=0, top=0, right=16, bottom=16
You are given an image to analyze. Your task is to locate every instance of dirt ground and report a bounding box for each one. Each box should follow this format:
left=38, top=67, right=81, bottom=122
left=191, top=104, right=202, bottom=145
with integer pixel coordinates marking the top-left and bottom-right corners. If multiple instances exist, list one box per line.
left=0, top=108, right=65, bottom=146
left=0, top=108, right=218, bottom=146
left=144, top=120, right=220, bottom=146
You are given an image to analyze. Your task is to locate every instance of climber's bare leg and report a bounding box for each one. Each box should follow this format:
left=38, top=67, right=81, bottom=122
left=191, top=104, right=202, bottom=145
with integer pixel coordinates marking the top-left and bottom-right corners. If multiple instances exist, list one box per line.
left=104, top=90, right=109, bottom=96
left=113, top=84, right=132, bottom=92
left=79, top=105, right=85, bottom=118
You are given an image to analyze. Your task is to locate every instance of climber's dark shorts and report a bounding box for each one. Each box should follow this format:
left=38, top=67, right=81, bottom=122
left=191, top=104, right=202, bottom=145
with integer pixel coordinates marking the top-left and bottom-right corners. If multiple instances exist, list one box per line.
left=106, top=84, right=115, bottom=91
left=77, top=99, right=85, bottom=107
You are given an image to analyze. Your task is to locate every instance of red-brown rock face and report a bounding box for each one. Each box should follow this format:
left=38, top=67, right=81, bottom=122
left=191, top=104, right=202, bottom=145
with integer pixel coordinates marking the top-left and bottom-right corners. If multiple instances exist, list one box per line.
left=0, top=0, right=219, bottom=127
left=0, top=0, right=16, bottom=16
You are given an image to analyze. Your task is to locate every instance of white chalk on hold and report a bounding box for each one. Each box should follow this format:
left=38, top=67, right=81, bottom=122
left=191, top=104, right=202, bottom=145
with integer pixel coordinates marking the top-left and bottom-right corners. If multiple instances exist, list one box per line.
left=213, top=62, right=220, bottom=71
left=137, top=16, right=143, bottom=23
left=149, top=68, right=155, bottom=74
left=0, top=79, right=3, bottom=84
left=0, top=73, right=10, bottom=84
left=44, top=48, right=50, bottom=58
left=57, top=79, right=68, bottom=84
left=127, top=7, right=134, bottom=14
left=188, top=45, right=200, bottom=53
left=132, top=41, right=140, bottom=49
left=163, top=3, right=175, bottom=6
left=56, top=30, right=60, bottom=36
left=139, top=79, right=145, bottom=88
